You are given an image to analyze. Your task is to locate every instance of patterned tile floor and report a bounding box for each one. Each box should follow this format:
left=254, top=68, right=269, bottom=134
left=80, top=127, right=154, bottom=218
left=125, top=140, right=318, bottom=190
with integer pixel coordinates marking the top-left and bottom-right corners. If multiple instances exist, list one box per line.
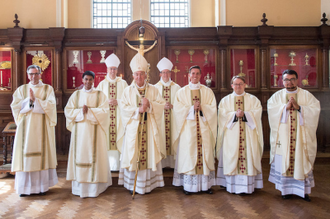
left=0, top=160, right=329, bottom=219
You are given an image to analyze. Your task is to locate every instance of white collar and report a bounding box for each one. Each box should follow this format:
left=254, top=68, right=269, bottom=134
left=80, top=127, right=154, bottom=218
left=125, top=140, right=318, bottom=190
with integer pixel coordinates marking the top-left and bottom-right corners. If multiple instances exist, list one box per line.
left=29, top=80, right=43, bottom=87
left=106, top=75, right=117, bottom=83
left=160, top=78, right=172, bottom=86
left=233, top=91, right=246, bottom=96
left=135, top=81, right=147, bottom=89
left=285, top=87, right=298, bottom=94
left=82, top=87, right=94, bottom=93
left=189, top=82, right=201, bottom=90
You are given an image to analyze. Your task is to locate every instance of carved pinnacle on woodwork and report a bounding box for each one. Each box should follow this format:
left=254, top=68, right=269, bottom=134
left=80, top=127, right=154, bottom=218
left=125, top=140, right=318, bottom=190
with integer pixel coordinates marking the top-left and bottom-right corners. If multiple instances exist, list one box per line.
left=13, top=14, right=20, bottom=28
left=321, top=13, right=328, bottom=26
left=261, top=13, right=268, bottom=26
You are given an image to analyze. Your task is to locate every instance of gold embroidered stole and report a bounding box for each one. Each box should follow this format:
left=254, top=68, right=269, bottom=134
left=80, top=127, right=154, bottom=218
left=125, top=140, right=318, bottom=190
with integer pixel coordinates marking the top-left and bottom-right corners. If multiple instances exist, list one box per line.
left=235, top=96, right=248, bottom=175
left=109, top=82, right=117, bottom=150
left=285, top=93, right=298, bottom=177
left=22, top=85, right=48, bottom=170
left=137, top=88, right=147, bottom=170
left=163, top=85, right=172, bottom=156
left=191, top=90, right=203, bottom=175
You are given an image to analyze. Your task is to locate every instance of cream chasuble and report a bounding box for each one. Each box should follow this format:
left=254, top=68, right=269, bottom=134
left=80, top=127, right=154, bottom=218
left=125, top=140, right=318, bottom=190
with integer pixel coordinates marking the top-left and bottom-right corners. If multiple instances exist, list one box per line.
left=97, top=77, right=128, bottom=152
left=65, top=89, right=110, bottom=183
left=268, top=88, right=320, bottom=180
left=155, top=81, right=181, bottom=157
left=173, top=85, right=217, bottom=175
left=120, top=82, right=166, bottom=172
left=11, top=82, right=57, bottom=172
left=217, top=93, right=263, bottom=176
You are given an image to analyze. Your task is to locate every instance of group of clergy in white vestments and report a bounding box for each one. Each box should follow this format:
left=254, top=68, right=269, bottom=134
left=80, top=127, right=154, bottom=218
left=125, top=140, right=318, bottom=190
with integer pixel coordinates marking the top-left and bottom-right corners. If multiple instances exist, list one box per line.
left=9, top=53, right=320, bottom=202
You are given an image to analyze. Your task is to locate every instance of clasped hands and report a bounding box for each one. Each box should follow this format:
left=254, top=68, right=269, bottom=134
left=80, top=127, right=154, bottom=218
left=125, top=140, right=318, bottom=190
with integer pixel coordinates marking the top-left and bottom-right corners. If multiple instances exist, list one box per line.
left=29, top=88, right=35, bottom=103
left=108, top=99, right=118, bottom=106
left=235, top=109, right=244, bottom=118
left=164, top=102, right=173, bottom=110
left=286, top=97, right=300, bottom=111
left=139, top=97, right=150, bottom=113
left=194, top=101, right=202, bottom=111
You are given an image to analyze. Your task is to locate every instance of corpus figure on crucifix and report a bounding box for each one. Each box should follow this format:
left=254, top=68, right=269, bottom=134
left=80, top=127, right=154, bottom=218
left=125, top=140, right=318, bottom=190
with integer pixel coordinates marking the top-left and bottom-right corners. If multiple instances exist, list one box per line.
left=154, top=57, right=181, bottom=168
left=96, top=53, right=128, bottom=171
left=216, top=75, right=264, bottom=195
left=268, top=69, right=320, bottom=202
left=172, top=65, right=217, bottom=195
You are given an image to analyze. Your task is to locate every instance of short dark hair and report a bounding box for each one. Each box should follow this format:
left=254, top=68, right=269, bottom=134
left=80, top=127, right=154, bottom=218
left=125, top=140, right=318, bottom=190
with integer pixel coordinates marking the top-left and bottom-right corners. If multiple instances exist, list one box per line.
left=189, top=65, right=201, bottom=74
left=282, top=69, right=298, bottom=79
left=82, top=71, right=95, bottom=79
left=26, top=65, right=41, bottom=74
left=231, top=75, right=246, bottom=84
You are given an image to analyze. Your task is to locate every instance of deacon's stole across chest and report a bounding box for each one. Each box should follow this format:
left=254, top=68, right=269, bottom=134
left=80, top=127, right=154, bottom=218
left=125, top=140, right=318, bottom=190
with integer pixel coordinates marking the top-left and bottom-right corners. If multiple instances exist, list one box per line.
left=162, top=85, right=172, bottom=156
left=191, top=89, right=203, bottom=174
left=136, top=88, right=148, bottom=170
left=21, top=84, right=48, bottom=171
left=285, top=93, right=298, bottom=177
left=108, top=82, right=117, bottom=150
left=74, top=90, right=101, bottom=182
left=235, top=95, right=248, bottom=175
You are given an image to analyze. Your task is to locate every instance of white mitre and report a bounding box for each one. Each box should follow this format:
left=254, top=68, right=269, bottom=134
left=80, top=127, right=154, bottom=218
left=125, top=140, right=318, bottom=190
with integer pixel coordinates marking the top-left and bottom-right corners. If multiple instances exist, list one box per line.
left=105, top=53, right=120, bottom=68
left=157, top=57, right=173, bottom=72
left=130, top=53, right=148, bottom=73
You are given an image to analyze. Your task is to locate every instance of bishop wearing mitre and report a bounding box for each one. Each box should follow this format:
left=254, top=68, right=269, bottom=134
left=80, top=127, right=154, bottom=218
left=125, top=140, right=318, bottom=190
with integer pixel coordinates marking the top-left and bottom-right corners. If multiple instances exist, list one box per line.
left=154, top=57, right=181, bottom=168
left=97, top=53, right=128, bottom=171
left=118, top=53, right=166, bottom=195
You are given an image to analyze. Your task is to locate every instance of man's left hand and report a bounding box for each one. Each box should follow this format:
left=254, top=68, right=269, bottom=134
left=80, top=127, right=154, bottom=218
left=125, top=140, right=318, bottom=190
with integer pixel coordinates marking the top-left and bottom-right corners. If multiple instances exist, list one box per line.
left=109, top=99, right=118, bottom=106
left=289, top=97, right=300, bottom=110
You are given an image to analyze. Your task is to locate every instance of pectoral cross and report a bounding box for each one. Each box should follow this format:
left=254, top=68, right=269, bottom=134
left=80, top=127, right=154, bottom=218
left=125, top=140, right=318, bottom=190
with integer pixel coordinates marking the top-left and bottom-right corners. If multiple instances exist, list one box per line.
left=276, top=141, right=281, bottom=148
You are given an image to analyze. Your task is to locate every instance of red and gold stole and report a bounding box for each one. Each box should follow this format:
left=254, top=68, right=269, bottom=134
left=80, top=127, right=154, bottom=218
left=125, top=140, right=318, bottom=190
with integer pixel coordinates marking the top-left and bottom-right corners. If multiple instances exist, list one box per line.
left=191, top=90, right=203, bottom=175
left=163, top=85, right=172, bottom=156
left=285, top=93, right=297, bottom=177
left=108, top=82, right=117, bottom=150
left=235, top=95, right=248, bottom=175
left=137, top=88, right=147, bottom=170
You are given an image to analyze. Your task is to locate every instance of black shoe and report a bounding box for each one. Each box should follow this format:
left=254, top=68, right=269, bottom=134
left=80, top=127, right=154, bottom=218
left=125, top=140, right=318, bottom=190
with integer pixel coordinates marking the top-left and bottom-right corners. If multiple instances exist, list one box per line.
left=183, top=190, right=191, bottom=195
left=282, top=195, right=292, bottom=199
left=303, top=194, right=311, bottom=202
left=39, top=192, right=46, bottom=196
left=129, top=190, right=133, bottom=195
left=19, top=194, right=28, bottom=197
left=239, top=193, right=247, bottom=196
left=205, top=189, right=213, bottom=194
left=219, top=185, right=226, bottom=188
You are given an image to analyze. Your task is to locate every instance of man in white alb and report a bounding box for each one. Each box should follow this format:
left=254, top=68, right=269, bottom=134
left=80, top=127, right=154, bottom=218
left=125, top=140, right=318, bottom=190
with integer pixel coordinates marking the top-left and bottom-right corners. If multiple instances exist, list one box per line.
left=154, top=57, right=181, bottom=168
left=173, top=65, right=217, bottom=195
left=216, top=75, right=263, bottom=194
left=268, top=69, right=320, bottom=202
left=65, top=71, right=111, bottom=198
left=97, top=53, right=128, bottom=171
left=11, top=65, right=58, bottom=197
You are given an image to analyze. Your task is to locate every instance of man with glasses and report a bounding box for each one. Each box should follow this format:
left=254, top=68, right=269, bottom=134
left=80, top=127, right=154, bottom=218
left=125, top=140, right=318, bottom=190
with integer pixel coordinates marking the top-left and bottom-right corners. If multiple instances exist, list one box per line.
left=97, top=53, right=128, bottom=171
left=10, top=65, right=58, bottom=197
left=154, top=57, right=181, bottom=168
left=216, top=75, right=264, bottom=195
left=268, top=69, right=320, bottom=201
left=173, top=65, right=217, bottom=195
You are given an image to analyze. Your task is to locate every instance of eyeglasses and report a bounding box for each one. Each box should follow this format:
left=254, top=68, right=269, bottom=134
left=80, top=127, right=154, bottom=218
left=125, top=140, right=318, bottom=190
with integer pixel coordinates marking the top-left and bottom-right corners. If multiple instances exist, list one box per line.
left=283, top=78, right=297, bottom=83
left=161, top=71, right=171, bottom=74
left=109, top=68, right=117, bottom=71
left=28, top=73, right=40, bottom=76
left=233, top=83, right=244, bottom=86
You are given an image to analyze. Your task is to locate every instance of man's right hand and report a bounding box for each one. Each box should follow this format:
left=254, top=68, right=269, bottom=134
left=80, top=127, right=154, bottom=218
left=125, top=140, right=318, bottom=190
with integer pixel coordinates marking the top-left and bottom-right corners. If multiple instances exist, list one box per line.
left=194, top=101, right=200, bottom=111
left=286, top=101, right=293, bottom=110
